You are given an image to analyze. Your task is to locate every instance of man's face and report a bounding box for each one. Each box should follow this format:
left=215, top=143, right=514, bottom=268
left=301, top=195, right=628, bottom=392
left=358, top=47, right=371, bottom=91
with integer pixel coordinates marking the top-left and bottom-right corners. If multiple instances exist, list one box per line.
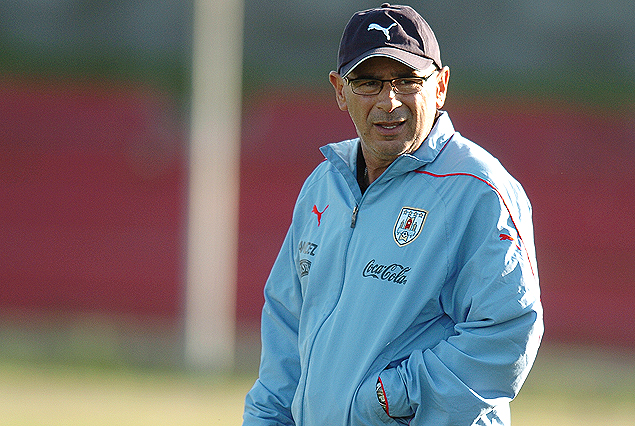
left=330, top=57, right=449, bottom=169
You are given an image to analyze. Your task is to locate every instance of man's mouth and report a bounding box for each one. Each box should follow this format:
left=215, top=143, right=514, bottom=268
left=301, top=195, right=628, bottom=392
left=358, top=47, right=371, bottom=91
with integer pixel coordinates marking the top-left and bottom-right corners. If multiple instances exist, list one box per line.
left=375, top=121, right=405, bottom=131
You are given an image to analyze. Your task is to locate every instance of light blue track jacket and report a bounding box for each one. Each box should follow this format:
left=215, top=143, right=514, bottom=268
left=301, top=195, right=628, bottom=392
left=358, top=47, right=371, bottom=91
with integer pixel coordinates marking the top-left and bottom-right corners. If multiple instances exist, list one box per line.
left=243, top=112, right=543, bottom=426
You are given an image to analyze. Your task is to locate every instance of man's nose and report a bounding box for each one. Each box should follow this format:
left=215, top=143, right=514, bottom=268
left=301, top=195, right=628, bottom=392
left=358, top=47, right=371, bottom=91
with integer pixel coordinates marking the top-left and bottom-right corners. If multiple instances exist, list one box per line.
left=376, top=82, right=402, bottom=112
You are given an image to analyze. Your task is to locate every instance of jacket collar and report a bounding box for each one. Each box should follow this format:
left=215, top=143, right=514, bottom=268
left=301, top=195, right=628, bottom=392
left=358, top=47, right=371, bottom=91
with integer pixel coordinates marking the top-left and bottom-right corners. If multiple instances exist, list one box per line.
left=320, top=111, right=455, bottom=181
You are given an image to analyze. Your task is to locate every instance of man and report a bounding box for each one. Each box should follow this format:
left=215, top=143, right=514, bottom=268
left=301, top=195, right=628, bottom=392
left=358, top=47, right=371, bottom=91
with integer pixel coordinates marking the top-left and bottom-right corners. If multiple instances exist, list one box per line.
left=243, top=4, right=543, bottom=426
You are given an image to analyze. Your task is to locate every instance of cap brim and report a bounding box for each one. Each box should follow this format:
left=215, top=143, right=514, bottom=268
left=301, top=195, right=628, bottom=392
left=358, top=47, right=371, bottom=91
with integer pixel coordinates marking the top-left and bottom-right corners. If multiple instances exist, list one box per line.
left=340, top=47, right=435, bottom=77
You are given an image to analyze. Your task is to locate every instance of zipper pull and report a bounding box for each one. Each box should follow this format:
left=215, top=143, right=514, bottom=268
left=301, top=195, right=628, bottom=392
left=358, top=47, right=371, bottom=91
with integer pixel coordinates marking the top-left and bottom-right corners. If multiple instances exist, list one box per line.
left=350, top=205, right=359, bottom=228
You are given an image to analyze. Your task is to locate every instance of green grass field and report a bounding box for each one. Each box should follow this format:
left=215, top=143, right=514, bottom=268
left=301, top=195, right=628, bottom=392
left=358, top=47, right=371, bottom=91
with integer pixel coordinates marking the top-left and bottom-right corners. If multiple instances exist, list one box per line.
left=2, top=343, right=634, bottom=426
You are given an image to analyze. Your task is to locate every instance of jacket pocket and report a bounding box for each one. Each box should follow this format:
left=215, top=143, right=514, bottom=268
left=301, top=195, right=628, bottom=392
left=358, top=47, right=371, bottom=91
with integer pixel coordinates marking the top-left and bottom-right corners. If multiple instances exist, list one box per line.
left=352, top=371, right=413, bottom=425
left=377, top=367, right=415, bottom=422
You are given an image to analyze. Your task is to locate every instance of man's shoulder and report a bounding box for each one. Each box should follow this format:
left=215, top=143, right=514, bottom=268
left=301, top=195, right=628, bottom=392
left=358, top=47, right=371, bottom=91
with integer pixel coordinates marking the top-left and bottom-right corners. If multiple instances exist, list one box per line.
left=435, top=133, right=516, bottom=184
left=423, top=132, right=528, bottom=207
left=296, top=140, right=355, bottom=198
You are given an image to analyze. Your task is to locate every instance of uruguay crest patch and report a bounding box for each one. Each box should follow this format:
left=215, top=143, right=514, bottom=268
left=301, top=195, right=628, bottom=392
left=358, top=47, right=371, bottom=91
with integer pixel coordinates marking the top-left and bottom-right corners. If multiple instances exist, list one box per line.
left=393, top=207, right=428, bottom=247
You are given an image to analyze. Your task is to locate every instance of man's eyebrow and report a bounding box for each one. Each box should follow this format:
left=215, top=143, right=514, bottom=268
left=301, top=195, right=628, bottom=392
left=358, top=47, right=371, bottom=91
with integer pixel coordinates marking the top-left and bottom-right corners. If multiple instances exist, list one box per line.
left=349, top=71, right=422, bottom=80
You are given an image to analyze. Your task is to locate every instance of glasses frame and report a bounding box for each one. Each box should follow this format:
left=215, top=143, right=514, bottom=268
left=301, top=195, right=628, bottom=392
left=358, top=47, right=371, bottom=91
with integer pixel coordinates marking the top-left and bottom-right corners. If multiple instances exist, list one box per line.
left=345, top=69, right=438, bottom=96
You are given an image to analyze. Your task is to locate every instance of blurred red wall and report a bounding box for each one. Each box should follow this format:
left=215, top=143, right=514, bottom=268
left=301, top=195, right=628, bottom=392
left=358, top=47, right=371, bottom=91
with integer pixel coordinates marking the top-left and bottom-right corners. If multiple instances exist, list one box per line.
left=1, top=80, right=634, bottom=347
left=0, top=79, right=187, bottom=320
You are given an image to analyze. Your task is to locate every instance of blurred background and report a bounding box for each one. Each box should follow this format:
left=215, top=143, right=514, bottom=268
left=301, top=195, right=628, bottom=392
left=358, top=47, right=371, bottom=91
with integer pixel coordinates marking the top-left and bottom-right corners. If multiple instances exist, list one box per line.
left=1, top=0, right=634, bottom=424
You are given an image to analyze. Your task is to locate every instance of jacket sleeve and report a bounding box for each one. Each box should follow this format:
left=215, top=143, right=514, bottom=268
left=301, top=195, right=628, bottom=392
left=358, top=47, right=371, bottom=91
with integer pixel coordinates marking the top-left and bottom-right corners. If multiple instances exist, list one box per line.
left=378, top=187, right=543, bottom=426
left=243, top=227, right=302, bottom=426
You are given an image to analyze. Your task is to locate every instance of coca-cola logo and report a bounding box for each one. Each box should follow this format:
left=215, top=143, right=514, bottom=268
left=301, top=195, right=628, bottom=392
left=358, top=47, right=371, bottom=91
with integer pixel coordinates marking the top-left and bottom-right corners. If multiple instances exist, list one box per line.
left=362, top=259, right=410, bottom=285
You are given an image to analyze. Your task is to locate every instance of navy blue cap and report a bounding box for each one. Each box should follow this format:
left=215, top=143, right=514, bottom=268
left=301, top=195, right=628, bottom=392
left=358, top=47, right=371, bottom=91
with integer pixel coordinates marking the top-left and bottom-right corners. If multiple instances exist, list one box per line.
left=337, top=3, right=442, bottom=77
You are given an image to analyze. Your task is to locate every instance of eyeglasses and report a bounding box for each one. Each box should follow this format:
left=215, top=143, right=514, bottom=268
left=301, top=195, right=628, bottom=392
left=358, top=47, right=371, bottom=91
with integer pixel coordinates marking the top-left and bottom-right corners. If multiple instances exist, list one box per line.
left=345, top=70, right=438, bottom=96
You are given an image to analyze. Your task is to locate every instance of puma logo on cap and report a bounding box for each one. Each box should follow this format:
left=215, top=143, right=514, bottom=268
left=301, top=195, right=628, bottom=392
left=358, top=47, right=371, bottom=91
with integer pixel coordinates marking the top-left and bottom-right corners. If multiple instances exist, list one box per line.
left=367, top=23, right=397, bottom=40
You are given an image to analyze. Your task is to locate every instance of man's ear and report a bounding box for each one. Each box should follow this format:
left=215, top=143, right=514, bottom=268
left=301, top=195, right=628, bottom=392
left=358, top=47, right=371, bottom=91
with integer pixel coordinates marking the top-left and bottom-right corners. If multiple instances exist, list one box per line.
left=329, top=71, right=348, bottom=111
left=435, top=66, right=450, bottom=109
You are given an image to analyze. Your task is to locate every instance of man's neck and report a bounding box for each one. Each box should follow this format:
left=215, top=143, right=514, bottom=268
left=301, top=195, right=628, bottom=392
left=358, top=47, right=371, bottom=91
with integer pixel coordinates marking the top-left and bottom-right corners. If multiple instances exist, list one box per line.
left=356, top=145, right=370, bottom=194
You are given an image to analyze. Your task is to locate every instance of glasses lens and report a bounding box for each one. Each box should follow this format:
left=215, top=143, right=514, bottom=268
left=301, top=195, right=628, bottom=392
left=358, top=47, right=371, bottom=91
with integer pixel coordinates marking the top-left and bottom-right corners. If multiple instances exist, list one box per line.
left=394, top=78, right=424, bottom=94
left=351, top=79, right=383, bottom=95
left=349, top=78, right=426, bottom=95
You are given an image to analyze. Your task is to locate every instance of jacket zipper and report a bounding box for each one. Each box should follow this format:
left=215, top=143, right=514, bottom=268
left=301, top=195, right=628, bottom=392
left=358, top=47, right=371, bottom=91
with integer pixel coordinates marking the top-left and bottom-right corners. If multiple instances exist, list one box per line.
left=350, top=205, right=359, bottom=228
